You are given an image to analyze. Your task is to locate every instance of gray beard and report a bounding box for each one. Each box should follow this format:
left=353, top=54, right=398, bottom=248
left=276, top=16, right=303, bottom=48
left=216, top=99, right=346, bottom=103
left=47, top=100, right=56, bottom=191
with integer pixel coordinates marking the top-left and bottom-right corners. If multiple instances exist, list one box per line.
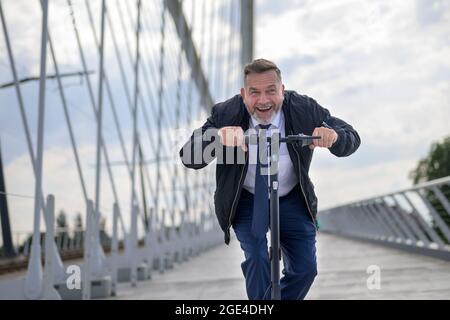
left=247, top=102, right=283, bottom=125
left=252, top=110, right=275, bottom=125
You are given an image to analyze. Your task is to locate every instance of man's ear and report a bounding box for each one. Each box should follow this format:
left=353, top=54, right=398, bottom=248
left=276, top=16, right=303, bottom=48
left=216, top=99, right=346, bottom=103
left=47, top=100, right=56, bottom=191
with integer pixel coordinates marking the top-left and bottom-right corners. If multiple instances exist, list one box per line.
left=240, top=87, right=246, bottom=99
left=281, top=84, right=285, bottom=95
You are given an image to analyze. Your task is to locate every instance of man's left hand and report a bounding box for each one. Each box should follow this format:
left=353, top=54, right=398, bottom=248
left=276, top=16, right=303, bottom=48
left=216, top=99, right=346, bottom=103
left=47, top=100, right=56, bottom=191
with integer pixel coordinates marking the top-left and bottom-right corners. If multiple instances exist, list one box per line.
left=309, top=127, right=338, bottom=150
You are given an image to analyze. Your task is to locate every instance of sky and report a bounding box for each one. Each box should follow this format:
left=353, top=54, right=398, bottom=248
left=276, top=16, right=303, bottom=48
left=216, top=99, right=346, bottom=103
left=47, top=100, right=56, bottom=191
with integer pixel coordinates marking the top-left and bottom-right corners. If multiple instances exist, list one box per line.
left=255, top=0, right=450, bottom=210
left=0, top=0, right=449, bottom=240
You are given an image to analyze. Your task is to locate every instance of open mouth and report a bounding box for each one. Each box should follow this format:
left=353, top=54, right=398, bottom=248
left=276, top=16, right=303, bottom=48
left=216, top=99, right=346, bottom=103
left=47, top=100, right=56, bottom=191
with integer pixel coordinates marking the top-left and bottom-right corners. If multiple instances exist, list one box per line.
left=256, top=105, right=273, bottom=113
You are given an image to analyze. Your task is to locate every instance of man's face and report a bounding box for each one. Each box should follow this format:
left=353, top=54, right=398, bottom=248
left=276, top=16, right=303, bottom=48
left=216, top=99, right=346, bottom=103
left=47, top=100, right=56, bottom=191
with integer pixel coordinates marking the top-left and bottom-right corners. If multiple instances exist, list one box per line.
left=241, top=70, right=285, bottom=124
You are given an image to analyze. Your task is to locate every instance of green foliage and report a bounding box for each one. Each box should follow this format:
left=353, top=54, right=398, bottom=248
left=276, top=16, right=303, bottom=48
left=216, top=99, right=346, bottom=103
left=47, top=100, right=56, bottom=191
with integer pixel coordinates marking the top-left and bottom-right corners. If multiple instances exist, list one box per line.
left=56, top=210, right=68, bottom=229
left=409, top=135, right=450, bottom=244
left=409, top=136, right=450, bottom=184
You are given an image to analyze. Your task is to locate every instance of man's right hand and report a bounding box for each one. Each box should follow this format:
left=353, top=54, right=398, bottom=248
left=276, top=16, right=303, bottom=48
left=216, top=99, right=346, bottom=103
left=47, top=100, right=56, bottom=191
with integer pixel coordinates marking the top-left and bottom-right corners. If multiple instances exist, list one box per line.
left=217, top=126, right=248, bottom=152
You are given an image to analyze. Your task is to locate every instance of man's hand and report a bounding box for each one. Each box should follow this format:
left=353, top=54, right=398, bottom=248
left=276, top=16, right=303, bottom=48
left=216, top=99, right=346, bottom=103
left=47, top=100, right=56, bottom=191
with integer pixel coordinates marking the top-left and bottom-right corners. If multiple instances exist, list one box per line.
left=218, top=126, right=248, bottom=152
left=309, top=127, right=338, bottom=150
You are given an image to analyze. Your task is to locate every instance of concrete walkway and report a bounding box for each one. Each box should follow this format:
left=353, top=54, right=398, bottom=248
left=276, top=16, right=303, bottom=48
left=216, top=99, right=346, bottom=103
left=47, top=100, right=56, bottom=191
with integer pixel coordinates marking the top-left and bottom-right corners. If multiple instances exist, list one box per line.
left=107, top=233, right=450, bottom=300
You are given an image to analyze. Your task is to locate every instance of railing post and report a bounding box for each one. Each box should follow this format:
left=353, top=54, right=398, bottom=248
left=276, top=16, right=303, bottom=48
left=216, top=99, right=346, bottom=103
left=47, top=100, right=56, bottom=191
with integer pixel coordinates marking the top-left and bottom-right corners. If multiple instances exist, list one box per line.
left=390, top=195, right=429, bottom=245
left=111, top=202, right=119, bottom=296
left=145, top=207, right=157, bottom=270
left=42, top=195, right=61, bottom=299
left=416, top=190, right=450, bottom=243
left=130, top=203, right=138, bottom=287
left=82, top=200, right=94, bottom=300
left=369, top=202, right=404, bottom=241
left=430, top=186, right=450, bottom=219
left=379, top=199, right=416, bottom=243
left=401, top=192, right=444, bottom=248
left=361, top=203, right=393, bottom=240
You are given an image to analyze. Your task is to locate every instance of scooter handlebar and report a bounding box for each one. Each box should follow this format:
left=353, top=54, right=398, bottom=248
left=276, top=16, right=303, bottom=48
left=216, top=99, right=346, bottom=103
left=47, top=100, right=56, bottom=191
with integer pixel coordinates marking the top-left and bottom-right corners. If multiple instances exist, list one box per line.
left=244, top=133, right=321, bottom=147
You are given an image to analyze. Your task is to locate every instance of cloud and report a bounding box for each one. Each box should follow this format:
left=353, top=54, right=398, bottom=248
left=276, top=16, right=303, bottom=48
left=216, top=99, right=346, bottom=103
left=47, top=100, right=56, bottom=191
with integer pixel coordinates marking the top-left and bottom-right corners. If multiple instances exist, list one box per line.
left=415, top=0, right=450, bottom=27
left=256, top=0, right=450, bottom=209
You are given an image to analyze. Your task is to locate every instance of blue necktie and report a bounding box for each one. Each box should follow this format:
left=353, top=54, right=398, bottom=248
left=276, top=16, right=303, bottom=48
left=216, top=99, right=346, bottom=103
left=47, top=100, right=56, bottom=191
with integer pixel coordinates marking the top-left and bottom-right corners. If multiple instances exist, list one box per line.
left=251, top=124, right=271, bottom=238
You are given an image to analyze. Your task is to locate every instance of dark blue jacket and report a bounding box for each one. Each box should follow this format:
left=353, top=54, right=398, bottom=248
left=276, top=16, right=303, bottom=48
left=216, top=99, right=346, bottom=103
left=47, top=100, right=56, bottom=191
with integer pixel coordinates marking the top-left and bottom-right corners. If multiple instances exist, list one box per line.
left=180, top=90, right=361, bottom=244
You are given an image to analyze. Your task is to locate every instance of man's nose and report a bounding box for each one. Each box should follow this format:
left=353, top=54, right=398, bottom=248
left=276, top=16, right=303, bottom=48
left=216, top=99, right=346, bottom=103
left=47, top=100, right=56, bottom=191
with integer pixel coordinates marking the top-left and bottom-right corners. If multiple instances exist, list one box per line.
left=258, top=92, right=269, bottom=104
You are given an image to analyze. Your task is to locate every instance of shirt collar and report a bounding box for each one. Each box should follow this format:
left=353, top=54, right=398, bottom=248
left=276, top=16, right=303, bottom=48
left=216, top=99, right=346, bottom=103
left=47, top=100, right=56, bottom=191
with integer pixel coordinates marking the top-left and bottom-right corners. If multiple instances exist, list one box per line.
left=250, top=109, right=282, bottom=129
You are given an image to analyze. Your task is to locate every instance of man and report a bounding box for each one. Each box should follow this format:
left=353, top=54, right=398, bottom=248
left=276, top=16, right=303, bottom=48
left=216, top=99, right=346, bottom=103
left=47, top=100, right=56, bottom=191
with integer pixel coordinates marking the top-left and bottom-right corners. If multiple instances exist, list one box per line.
left=179, top=59, right=360, bottom=300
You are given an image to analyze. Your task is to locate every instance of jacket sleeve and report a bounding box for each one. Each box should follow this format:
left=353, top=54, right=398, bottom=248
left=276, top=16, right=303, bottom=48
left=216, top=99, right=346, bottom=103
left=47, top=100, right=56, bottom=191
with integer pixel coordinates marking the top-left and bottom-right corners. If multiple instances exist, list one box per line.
left=309, top=97, right=361, bottom=157
left=179, top=105, right=219, bottom=169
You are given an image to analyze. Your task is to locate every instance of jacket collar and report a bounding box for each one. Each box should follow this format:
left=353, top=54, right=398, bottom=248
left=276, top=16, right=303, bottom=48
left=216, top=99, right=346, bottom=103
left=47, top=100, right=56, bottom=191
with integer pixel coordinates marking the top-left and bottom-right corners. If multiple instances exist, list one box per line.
left=239, top=95, right=250, bottom=131
left=281, top=92, right=293, bottom=135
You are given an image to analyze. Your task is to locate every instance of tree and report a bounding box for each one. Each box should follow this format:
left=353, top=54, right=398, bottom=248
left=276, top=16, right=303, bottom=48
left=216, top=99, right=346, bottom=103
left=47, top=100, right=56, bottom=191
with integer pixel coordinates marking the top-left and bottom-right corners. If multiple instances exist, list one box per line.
left=56, top=210, right=68, bottom=229
left=99, top=216, right=111, bottom=247
left=73, top=212, right=84, bottom=249
left=409, top=136, right=450, bottom=184
left=409, top=135, right=450, bottom=243
left=56, top=210, right=70, bottom=250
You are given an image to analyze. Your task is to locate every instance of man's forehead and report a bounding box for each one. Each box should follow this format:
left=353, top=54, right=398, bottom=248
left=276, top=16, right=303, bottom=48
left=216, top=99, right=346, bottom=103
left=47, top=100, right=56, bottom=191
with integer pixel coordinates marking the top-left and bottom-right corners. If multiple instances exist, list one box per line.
left=248, top=84, right=277, bottom=91
left=245, top=71, right=280, bottom=89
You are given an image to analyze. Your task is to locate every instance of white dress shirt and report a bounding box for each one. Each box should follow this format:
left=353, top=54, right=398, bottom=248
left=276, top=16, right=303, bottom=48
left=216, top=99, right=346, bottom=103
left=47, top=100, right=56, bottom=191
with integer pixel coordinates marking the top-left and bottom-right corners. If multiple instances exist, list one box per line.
left=242, top=110, right=299, bottom=197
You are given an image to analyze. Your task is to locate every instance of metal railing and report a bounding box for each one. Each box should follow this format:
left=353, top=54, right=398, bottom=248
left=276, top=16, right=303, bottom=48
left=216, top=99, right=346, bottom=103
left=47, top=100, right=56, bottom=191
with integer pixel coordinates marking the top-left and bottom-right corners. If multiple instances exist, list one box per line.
left=0, top=192, right=224, bottom=298
left=319, top=176, right=450, bottom=260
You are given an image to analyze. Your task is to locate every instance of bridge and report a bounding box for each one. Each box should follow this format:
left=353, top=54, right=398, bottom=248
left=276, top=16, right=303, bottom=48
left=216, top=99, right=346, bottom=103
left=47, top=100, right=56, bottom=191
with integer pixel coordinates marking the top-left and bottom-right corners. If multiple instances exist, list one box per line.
left=0, top=0, right=449, bottom=300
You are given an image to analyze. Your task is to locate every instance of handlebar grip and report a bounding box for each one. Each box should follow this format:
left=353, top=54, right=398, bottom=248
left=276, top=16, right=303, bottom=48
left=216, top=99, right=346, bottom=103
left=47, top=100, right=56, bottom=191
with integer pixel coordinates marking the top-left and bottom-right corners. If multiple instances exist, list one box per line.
left=244, top=134, right=321, bottom=145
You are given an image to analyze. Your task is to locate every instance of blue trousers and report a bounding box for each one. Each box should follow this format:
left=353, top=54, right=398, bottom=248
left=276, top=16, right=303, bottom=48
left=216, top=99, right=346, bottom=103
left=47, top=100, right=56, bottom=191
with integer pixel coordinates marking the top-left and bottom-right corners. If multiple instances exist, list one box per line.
left=232, top=184, right=317, bottom=300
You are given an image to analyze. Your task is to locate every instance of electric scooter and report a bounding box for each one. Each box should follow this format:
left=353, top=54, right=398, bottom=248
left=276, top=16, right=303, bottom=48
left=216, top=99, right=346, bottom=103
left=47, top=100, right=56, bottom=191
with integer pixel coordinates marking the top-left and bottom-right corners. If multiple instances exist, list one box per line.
left=245, top=132, right=321, bottom=300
